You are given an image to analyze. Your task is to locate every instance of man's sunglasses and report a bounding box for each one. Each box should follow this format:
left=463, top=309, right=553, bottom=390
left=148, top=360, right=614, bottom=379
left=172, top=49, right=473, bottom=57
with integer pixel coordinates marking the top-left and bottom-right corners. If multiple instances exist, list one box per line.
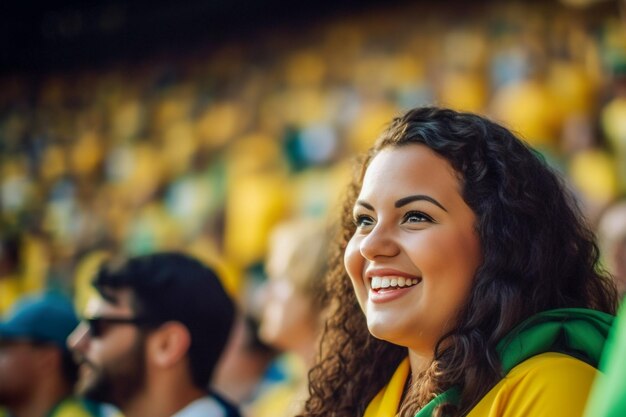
left=84, top=316, right=159, bottom=338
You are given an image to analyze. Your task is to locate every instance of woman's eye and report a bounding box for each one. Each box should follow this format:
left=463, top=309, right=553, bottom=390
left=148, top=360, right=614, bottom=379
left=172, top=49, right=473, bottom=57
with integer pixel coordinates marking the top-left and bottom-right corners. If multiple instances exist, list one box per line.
left=354, top=214, right=374, bottom=228
left=403, top=211, right=433, bottom=224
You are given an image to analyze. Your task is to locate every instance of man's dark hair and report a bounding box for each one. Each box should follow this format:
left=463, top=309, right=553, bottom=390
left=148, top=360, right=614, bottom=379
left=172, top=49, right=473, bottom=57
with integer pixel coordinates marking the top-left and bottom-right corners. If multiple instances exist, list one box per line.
left=93, top=252, right=236, bottom=389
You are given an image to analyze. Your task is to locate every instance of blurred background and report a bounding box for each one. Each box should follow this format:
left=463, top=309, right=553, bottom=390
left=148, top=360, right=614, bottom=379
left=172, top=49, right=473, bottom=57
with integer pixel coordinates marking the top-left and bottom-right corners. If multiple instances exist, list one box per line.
left=0, top=0, right=625, bottom=349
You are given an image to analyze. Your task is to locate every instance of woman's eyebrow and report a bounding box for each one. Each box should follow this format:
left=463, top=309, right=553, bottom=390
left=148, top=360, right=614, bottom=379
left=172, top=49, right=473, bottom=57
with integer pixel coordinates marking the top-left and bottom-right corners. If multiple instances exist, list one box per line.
left=355, top=200, right=374, bottom=211
left=395, top=195, right=448, bottom=212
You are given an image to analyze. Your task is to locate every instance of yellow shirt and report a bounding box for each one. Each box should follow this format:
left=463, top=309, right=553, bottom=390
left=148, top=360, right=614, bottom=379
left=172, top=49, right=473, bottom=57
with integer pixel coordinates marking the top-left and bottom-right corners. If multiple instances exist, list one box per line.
left=247, top=354, right=309, bottom=417
left=365, top=353, right=597, bottom=417
left=467, top=352, right=597, bottom=417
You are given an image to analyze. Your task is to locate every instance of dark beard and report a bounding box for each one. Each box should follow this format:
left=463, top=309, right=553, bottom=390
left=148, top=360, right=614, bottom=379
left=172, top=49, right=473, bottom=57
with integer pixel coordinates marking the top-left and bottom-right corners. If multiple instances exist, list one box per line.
left=78, top=335, right=146, bottom=407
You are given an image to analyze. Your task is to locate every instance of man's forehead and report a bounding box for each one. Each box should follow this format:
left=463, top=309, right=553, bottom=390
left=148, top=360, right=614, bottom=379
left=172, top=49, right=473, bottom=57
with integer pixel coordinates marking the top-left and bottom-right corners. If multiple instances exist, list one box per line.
left=83, top=288, right=133, bottom=317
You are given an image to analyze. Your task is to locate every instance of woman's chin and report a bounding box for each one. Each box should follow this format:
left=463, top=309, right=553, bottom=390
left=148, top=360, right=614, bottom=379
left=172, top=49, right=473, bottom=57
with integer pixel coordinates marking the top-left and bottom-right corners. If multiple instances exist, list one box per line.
left=367, top=320, right=403, bottom=345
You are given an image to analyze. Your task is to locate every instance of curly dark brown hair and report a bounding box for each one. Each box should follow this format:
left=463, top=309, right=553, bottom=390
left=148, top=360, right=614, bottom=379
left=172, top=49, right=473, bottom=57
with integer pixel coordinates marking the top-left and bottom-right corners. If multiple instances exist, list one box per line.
left=298, top=107, right=618, bottom=417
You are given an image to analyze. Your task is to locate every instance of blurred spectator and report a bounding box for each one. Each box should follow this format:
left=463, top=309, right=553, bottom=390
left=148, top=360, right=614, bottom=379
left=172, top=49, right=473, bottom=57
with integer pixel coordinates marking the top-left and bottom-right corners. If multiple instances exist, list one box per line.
left=597, top=197, right=626, bottom=296
left=212, top=314, right=279, bottom=408
left=0, top=235, right=22, bottom=315
left=0, top=234, right=49, bottom=315
left=67, top=253, right=240, bottom=417
left=0, top=293, right=98, bottom=417
left=249, top=217, right=331, bottom=417
left=600, top=73, right=626, bottom=194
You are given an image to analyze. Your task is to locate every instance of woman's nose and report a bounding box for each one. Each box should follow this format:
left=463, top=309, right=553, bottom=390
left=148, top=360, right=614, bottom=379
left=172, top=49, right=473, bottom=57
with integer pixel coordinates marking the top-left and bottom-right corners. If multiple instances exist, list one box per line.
left=359, top=223, right=400, bottom=261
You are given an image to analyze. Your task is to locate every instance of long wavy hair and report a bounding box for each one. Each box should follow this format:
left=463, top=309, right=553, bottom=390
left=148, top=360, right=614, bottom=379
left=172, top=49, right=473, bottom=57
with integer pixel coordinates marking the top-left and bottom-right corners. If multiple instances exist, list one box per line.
left=299, top=107, right=618, bottom=417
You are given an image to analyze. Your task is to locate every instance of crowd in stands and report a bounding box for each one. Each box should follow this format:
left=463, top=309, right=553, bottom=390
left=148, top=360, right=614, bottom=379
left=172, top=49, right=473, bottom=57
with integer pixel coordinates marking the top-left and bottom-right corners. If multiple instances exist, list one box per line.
left=0, top=2, right=625, bottom=415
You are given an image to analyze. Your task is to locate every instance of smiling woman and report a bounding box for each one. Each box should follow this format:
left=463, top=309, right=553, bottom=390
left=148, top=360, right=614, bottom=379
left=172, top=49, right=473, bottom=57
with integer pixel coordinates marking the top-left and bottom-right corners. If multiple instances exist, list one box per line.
left=298, top=107, right=618, bottom=417
left=345, top=145, right=482, bottom=354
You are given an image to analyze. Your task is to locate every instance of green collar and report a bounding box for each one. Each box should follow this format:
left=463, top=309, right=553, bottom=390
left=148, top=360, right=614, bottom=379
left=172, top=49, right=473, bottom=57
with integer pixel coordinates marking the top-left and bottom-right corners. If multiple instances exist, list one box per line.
left=414, top=308, right=614, bottom=417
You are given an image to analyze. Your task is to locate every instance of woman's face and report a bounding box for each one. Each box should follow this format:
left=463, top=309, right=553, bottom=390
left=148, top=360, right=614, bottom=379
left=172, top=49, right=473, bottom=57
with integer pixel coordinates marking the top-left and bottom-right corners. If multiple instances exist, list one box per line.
left=259, top=232, right=317, bottom=351
left=258, top=275, right=316, bottom=351
left=344, top=144, right=482, bottom=353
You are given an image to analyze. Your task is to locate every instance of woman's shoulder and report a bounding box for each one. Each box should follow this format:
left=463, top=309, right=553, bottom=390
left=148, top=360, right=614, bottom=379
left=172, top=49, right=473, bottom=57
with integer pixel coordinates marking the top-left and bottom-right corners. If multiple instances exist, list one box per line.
left=467, top=352, right=597, bottom=417
left=508, top=351, right=596, bottom=380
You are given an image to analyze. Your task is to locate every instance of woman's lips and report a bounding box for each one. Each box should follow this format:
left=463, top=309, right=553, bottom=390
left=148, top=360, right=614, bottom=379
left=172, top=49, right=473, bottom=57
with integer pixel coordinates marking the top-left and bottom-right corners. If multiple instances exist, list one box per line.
left=367, top=273, right=422, bottom=304
left=369, top=283, right=420, bottom=303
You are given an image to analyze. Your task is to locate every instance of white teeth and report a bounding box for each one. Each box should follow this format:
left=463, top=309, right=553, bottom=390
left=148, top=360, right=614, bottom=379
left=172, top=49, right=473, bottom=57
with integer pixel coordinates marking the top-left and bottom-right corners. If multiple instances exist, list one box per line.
left=372, top=277, right=382, bottom=289
left=370, top=276, right=420, bottom=290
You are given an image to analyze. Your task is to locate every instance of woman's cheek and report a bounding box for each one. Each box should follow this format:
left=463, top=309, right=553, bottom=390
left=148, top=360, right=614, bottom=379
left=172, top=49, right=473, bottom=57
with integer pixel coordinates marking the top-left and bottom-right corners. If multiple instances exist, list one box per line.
left=344, top=236, right=368, bottom=310
left=344, top=237, right=360, bottom=281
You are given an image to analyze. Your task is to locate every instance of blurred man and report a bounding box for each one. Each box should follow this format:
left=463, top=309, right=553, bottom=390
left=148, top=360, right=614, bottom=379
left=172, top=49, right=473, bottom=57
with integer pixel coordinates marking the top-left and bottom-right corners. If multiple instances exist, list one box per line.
left=67, top=252, right=240, bottom=417
left=0, top=293, right=97, bottom=417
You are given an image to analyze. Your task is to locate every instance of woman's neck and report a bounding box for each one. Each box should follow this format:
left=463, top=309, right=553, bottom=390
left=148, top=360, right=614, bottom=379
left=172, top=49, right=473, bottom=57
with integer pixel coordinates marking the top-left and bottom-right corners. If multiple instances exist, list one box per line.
left=407, top=348, right=433, bottom=378
left=400, top=348, right=435, bottom=414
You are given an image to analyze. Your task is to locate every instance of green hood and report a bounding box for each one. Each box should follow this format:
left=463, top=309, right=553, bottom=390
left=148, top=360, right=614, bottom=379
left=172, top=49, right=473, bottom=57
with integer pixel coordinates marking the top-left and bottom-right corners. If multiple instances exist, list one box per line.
left=415, top=308, right=614, bottom=417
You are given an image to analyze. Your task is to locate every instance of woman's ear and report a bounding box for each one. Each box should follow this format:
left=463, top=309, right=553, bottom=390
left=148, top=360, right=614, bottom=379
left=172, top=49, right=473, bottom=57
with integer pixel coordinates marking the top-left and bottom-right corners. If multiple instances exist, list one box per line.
left=146, top=321, right=191, bottom=368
